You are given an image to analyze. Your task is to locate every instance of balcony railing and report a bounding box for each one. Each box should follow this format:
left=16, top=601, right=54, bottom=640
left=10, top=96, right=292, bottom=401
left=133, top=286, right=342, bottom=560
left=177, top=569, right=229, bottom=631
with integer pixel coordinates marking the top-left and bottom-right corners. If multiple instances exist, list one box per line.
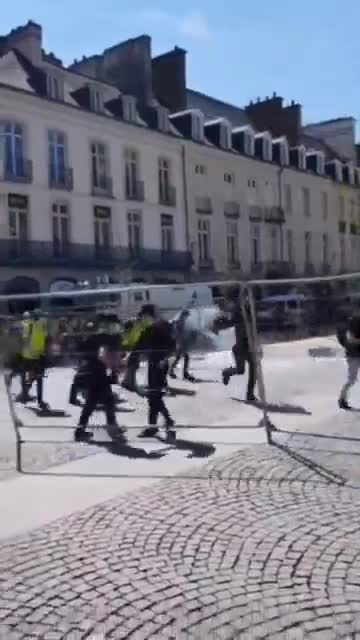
left=198, top=257, right=215, bottom=271
left=251, top=261, right=295, bottom=278
left=159, top=184, right=176, bottom=207
left=91, top=175, right=113, bottom=197
left=264, top=206, right=285, bottom=224
left=0, top=158, right=33, bottom=183
left=126, top=180, right=145, bottom=202
left=49, top=166, right=74, bottom=191
left=0, top=240, right=192, bottom=271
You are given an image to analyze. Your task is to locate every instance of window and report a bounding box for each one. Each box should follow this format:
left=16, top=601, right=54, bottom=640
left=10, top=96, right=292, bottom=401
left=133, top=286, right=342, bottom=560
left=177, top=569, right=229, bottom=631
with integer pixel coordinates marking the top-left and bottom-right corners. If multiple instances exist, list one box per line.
left=125, top=149, right=139, bottom=198
left=192, top=113, right=204, bottom=141
left=157, top=107, right=169, bottom=133
left=224, top=172, right=234, bottom=184
left=305, top=231, right=311, bottom=264
left=339, top=195, right=345, bottom=220
left=317, top=154, right=325, bottom=175
left=226, top=220, right=239, bottom=265
left=263, top=137, right=272, bottom=161
left=322, top=232, right=329, bottom=265
left=94, top=206, right=111, bottom=253
left=287, top=229, right=293, bottom=263
left=280, top=141, right=289, bottom=165
left=302, top=187, right=311, bottom=217
left=46, top=74, right=63, bottom=100
left=91, top=142, right=108, bottom=190
left=244, top=131, right=254, bottom=156
left=270, top=227, right=280, bottom=261
left=284, top=184, right=292, bottom=214
left=48, top=131, right=66, bottom=186
left=123, top=96, right=137, bottom=123
left=248, top=178, right=256, bottom=188
left=195, top=164, right=206, bottom=175
left=127, top=211, right=142, bottom=253
left=0, top=121, right=25, bottom=178
left=52, top=202, right=70, bottom=256
left=158, top=157, right=171, bottom=203
left=340, top=235, right=346, bottom=271
left=161, top=214, right=174, bottom=252
left=298, top=147, right=306, bottom=170
left=8, top=194, right=28, bottom=256
left=321, top=192, right=328, bottom=221
left=220, top=124, right=231, bottom=150
left=251, top=223, right=261, bottom=265
left=198, top=217, right=211, bottom=261
left=90, top=88, right=103, bottom=113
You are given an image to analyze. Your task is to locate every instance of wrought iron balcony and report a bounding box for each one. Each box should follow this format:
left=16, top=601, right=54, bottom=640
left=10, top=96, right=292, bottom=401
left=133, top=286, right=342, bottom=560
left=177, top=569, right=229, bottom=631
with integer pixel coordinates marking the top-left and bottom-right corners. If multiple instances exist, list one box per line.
left=198, top=257, right=215, bottom=271
left=0, top=239, right=192, bottom=272
left=125, top=180, right=145, bottom=202
left=49, top=166, right=74, bottom=190
left=159, top=184, right=176, bottom=207
left=0, top=158, right=33, bottom=183
left=91, top=175, right=113, bottom=197
left=264, top=206, right=285, bottom=224
left=251, top=260, right=295, bottom=278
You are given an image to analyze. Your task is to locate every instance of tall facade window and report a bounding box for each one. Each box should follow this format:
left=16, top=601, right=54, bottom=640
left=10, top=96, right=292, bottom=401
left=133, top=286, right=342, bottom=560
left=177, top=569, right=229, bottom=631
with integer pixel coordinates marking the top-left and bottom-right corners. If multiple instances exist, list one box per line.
left=287, top=229, right=293, bottom=263
left=125, top=149, right=139, bottom=198
left=161, top=214, right=174, bottom=252
left=322, top=232, right=329, bottom=265
left=198, top=217, right=211, bottom=261
left=94, top=206, right=111, bottom=253
left=284, top=184, right=292, bottom=214
left=158, top=157, right=170, bottom=202
left=0, top=122, right=25, bottom=177
left=302, top=187, right=311, bottom=217
left=321, top=191, right=329, bottom=221
left=270, top=227, right=280, bottom=261
left=8, top=193, right=29, bottom=256
left=251, top=223, right=261, bottom=265
left=305, top=231, right=311, bottom=264
left=52, top=202, right=70, bottom=256
left=46, top=74, right=63, bottom=100
left=339, top=195, right=345, bottom=219
left=226, top=220, right=239, bottom=265
left=90, top=88, right=103, bottom=113
left=91, top=142, right=108, bottom=190
left=127, top=211, right=142, bottom=253
left=48, top=131, right=66, bottom=186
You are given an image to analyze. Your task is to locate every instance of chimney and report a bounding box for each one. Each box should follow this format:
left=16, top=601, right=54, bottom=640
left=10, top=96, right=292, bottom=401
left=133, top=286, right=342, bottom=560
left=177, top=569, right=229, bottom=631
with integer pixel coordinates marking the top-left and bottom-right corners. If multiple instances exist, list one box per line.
left=102, top=35, right=153, bottom=105
left=152, top=46, right=187, bottom=112
left=5, top=21, right=42, bottom=65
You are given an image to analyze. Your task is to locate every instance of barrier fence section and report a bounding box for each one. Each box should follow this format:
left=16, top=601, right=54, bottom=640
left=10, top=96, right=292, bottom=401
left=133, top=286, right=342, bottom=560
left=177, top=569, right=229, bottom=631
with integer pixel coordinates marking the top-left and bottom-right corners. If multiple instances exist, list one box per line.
left=2, top=270, right=360, bottom=471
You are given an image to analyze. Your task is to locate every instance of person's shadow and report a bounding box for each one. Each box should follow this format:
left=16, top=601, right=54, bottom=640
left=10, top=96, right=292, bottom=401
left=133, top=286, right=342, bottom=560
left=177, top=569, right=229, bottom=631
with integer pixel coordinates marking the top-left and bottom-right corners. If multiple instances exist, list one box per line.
left=26, top=406, right=71, bottom=418
left=232, top=398, right=311, bottom=416
left=156, top=436, right=216, bottom=459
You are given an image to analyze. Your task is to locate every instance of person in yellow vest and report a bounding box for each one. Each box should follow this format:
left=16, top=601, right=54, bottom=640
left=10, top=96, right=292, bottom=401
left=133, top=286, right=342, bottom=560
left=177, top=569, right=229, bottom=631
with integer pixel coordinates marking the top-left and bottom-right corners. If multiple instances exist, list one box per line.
left=20, top=309, right=49, bottom=410
left=121, top=306, right=155, bottom=392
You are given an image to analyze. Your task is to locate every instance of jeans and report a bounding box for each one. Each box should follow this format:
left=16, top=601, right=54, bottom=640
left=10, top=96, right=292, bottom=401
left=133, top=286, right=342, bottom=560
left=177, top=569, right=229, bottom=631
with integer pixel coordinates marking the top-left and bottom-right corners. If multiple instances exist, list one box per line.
left=339, top=357, right=360, bottom=401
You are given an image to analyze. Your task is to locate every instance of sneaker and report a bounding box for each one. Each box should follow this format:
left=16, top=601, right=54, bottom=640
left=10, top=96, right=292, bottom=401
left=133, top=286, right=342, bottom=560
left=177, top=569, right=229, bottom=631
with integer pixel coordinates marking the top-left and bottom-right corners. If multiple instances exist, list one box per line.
left=246, top=394, right=258, bottom=403
left=222, top=370, right=230, bottom=386
left=38, top=401, right=50, bottom=412
left=74, top=427, right=93, bottom=442
left=138, top=426, right=159, bottom=438
left=184, top=374, right=196, bottom=383
left=166, top=429, right=176, bottom=442
left=338, top=398, right=351, bottom=410
left=169, top=371, right=177, bottom=380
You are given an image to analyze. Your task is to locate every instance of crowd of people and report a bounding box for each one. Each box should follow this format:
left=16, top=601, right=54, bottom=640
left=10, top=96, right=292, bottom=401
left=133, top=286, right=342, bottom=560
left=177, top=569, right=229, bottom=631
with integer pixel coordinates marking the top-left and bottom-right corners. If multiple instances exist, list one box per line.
left=3, top=287, right=259, bottom=443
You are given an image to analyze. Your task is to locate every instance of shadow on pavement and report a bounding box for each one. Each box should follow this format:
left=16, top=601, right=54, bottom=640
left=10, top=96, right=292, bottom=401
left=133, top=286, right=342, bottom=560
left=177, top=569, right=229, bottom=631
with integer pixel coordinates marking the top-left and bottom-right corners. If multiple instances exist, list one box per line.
left=26, top=407, right=71, bottom=418
left=155, top=436, right=216, bottom=459
left=232, top=398, right=311, bottom=416
left=273, top=440, right=346, bottom=486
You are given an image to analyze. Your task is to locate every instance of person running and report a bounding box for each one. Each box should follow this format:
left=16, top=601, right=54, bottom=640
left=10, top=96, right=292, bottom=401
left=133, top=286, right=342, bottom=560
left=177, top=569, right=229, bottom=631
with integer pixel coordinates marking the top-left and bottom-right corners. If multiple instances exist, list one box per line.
left=215, top=287, right=257, bottom=403
left=74, top=345, right=125, bottom=442
left=338, top=312, right=360, bottom=410
left=134, top=306, right=176, bottom=438
left=169, top=309, right=196, bottom=382
left=122, top=308, right=154, bottom=392
left=19, top=310, right=49, bottom=410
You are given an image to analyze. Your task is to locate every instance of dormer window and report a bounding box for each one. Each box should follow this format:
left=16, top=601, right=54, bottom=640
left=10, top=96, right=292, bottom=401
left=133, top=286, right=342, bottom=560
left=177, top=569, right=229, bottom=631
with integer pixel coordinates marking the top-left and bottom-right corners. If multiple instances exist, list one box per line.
left=90, top=87, right=103, bottom=113
left=317, top=153, right=325, bottom=175
left=123, top=96, right=137, bottom=123
left=280, top=139, right=289, bottom=165
left=344, top=163, right=355, bottom=185
left=298, top=146, right=306, bottom=170
left=244, top=130, right=255, bottom=156
left=46, top=74, right=63, bottom=101
left=219, top=122, right=232, bottom=150
left=191, top=112, right=204, bottom=142
left=157, top=107, right=169, bottom=133
left=255, top=133, right=272, bottom=161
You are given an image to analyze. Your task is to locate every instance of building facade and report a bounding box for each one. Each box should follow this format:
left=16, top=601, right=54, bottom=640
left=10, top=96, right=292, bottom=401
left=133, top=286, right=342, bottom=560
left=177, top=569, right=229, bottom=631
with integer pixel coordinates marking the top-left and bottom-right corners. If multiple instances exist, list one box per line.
left=0, top=20, right=359, bottom=298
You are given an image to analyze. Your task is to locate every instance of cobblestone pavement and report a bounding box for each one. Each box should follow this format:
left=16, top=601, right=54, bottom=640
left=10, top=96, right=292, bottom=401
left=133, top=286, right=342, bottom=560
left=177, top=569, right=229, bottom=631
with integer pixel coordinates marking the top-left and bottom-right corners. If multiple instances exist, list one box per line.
left=2, top=445, right=360, bottom=638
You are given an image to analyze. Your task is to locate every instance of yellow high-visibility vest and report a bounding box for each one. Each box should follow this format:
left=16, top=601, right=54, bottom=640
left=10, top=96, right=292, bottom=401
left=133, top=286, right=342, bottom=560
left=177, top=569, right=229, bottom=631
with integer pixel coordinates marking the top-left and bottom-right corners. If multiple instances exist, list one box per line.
left=122, top=318, right=153, bottom=350
left=22, top=319, right=47, bottom=359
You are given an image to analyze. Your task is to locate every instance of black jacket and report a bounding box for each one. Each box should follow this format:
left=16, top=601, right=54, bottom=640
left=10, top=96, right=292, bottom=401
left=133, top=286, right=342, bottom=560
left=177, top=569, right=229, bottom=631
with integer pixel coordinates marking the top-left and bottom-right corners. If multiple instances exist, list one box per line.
left=136, top=319, right=176, bottom=364
left=338, top=315, right=360, bottom=357
left=217, top=305, right=250, bottom=353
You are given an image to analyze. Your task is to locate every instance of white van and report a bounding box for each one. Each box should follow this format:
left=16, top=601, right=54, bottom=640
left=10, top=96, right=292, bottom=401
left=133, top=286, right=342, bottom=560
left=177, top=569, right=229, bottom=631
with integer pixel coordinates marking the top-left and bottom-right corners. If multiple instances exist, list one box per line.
left=257, top=293, right=307, bottom=329
left=84, top=283, right=214, bottom=321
